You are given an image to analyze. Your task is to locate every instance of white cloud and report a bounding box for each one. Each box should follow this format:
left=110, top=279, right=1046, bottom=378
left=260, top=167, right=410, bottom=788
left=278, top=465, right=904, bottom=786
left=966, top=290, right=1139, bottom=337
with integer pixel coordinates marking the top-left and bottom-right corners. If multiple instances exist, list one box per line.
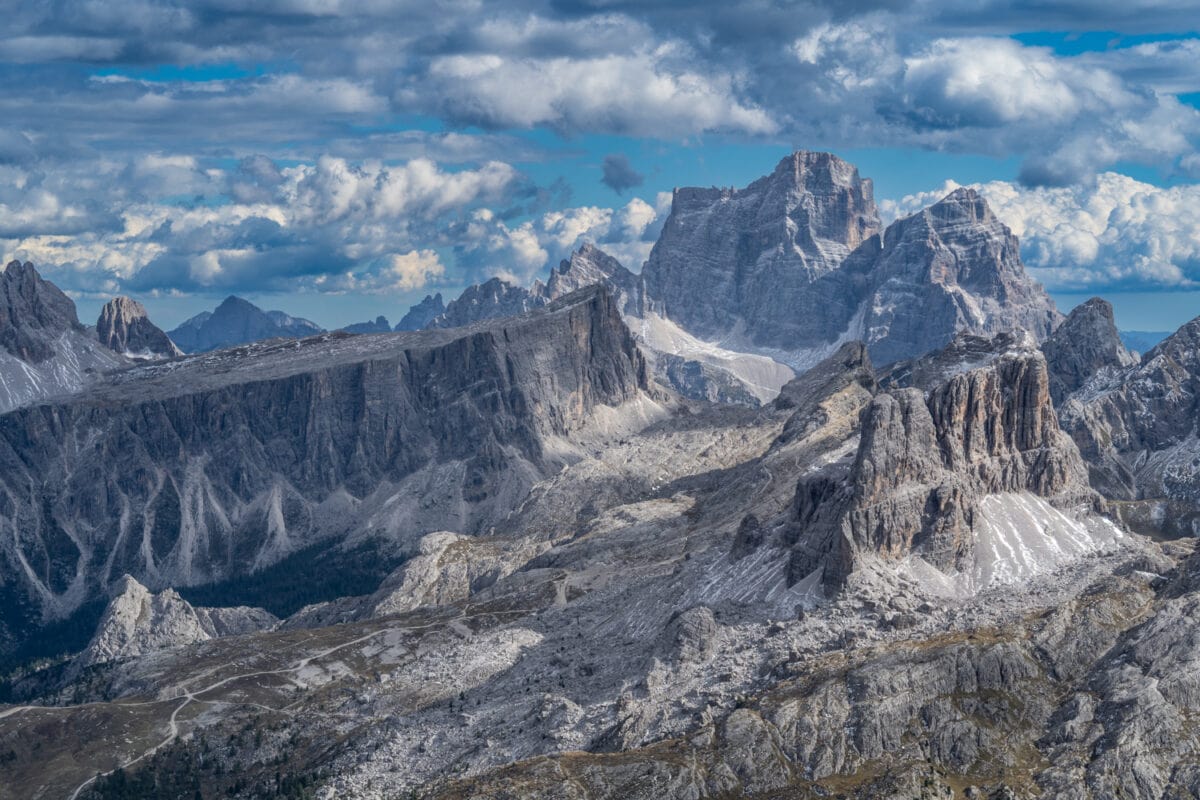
left=383, top=249, right=445, bottom=292
left=0, top=154, right=526, bottom=296
left=903, top=38, right=1089, bottom=127
left=414, top=49, right=777, bottom=137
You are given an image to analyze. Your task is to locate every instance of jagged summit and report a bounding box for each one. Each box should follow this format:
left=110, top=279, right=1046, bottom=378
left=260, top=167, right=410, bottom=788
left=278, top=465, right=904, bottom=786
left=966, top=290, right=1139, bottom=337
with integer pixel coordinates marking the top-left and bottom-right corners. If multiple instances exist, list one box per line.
left=74, top=574, right=276, bottom=669
left=96, top=295, right=183, bottom=359
left=0, top=259, right=81, bottom=362
left=642, top=150, right=881, bottom=346
left=396, top=292, right=445, bottom=331
left=428, top=276, right=545, bottom=329
left=1041, top=297, right=1134, bottom=404
left=788, top=332, right=1112, bottom=593
left=850, top=187, right=1061, bottom=366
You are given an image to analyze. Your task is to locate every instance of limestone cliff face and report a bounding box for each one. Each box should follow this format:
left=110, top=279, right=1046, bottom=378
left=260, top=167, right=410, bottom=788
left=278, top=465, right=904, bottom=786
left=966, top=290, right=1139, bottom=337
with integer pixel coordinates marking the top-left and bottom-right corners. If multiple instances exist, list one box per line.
left=0, top=261, right=127, bottom=413
left=74, top=575, right=276, bottom=669
left=640, top=158, right=1059, bottom=371
left=1059, top=314, right=1200, bottom=533
left=0, top=260, right=81, bottom=362
left=851, top=188, right=1061, bottom=366
left=96, top=296, right=183, bottom=359
left=1041, top=297, right=1134, bottom=405
left=0, top=287, right=649, bottom=648
left=642, top=151, right=880, bottom=349
left=790, top=334, right=1095, bottom=587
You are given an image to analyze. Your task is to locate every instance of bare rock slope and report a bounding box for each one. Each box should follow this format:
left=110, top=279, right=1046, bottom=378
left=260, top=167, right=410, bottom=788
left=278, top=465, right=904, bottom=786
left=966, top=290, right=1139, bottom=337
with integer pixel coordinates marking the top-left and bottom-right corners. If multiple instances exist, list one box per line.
left=0, top=287, right=650, bottom=658
left=96, top=296, right=183, bottom=359
left=0, top=260, right=127, bottom=413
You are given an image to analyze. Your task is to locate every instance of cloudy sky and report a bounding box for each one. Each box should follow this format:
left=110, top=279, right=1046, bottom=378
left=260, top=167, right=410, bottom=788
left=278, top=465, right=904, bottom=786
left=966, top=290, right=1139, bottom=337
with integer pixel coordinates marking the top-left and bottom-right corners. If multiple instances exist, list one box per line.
left=2, top=1, right=1198, bottom=330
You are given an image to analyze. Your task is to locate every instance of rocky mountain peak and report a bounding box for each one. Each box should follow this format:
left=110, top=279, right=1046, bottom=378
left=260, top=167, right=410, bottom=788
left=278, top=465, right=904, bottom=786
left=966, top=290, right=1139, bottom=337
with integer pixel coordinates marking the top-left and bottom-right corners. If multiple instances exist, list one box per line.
left=396, top=293, right=445, bottom=331
left=429, top=277, right=545, bottom=329
left=642, top=150, right=881, bottom=347
left=0, top=259, right=81, bottom=362
left=545, top=243, right=643, bottom=317
left=96, top=296, right=182, bottom=359
left=859, top=189, right=1061, bottom=366
left=1041, top=297, right=1134, bottom=404
left=167, top=295, right=325, bottom=353
left=1058, top=310, right=1200, bottom=518
left=788, top=333, right=1101, bottom=590
left=764, top=150, right=880, bottom=250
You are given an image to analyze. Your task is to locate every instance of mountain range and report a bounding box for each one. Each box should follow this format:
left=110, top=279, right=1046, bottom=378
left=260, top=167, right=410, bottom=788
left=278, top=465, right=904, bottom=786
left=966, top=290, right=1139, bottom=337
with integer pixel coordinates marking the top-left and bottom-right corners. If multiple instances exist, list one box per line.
left=1, top=152, right=1199, bottom=800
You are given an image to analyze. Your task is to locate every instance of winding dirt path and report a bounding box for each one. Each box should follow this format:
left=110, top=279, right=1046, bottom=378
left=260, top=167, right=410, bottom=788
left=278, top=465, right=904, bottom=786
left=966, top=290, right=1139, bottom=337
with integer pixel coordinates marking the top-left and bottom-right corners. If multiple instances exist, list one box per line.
left=55, top=608, right=522, bottom=800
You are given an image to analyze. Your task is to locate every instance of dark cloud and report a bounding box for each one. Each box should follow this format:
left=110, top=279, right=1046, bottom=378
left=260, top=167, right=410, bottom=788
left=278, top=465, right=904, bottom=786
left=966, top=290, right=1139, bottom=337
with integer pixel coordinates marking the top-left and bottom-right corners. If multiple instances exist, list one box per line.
left=601, top=153, right=644, bottom=195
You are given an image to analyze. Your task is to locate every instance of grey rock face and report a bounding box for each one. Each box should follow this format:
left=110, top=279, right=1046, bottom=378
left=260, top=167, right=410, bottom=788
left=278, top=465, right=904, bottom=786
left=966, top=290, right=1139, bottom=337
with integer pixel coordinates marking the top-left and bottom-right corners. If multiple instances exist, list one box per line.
left=0, top=261, right=127, bottom=413
left=791, top=333, right=1096, bottom=587
left=1060, top=314, right=1200, bottom=532
left=74, top=574, right=276, bottom=669
left=545, top=243, right=643, bottom=317
left=852, top=188, right=1061, bottom=366
left=642, top=151, right=879, bottom=349
left=654, top=353, right=765, bottom=406
left=395, top=293, right=445, bottom=331
left=0, top=287, right=648, bottom=651
left=340, top=316, right=392, bottom=335
left=0, top=260, right=81, bottom=362
left=1042, top=297, right=1134, bottom=405
left=641, top=156, right=1059, bottom=375
left=167, top=296, right=324, bottom=353
left=96, top=296, right=183, bottom=359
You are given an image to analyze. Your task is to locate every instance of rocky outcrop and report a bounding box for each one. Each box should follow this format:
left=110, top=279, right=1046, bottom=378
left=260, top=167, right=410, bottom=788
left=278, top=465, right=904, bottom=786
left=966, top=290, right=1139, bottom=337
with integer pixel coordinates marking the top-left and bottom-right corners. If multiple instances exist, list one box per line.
left=168, top=296, right=324, bottom=353
left=0, top=287, right=650, bottom=655
left=849, top=188, right=1061, bottom=366
left=0, top=261, right=127, bottom=413
left=544, top=243, right=643, bottom=317
left=1059, top=314, right=1200, bottom=531
left=642, top=151, right=880, bottom=349
left=0, top=260, right=81, bottom=362
left=96, top=296, right=183, bottom=359
left=365, top=532, right=545, bottom=617
left=74, top=575, right=276, bottom=669
left=395, top=293, right=445, bottom=331
left=340, top=316, right=392, bottom=335
left=1041, top=297, right=1134, bottom=405
left=790, top=333, right=1100, bottom=589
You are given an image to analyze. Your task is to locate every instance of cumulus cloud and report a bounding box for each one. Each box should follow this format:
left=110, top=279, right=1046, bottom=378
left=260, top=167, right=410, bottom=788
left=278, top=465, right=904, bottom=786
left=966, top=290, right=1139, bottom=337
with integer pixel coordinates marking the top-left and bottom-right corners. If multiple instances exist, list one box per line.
left=410, top=49, right=777, bottom=137
left=1, top=155, right=525, bottom=296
